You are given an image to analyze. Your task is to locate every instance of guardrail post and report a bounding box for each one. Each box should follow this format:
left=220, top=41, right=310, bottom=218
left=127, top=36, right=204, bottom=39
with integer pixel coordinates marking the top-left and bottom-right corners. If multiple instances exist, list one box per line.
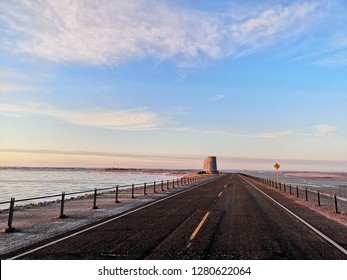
left=317, top=191, right=321, bottom=206
left=161, top=180, right=164, bottom=191
left=334, top=194, right=339, bottom=213
left=305, top=188, right=308, bottom=201
left=289, top=184, right=292, bottom=195
left=3, top=198, right=16, bottom=233
left=58, top=192, right=67, bottom=218
left=154, top=181, right=156, bottom=193
left=177, top=178, right=179, bottom=187
left=284, top=183, right=286, bottom=193
left=131, top=184, right=135, bottom=199
left=279, top=183, right=282, bottom=191
left=296, top=186, right=299, bottom=197
left=92, top=188, right=98, bottom=209
left=167, top=179, right=169, bottom=189
left=172, top=179, right=175, bottom=188
left=115, top=186, right=119, bottom=203
left=144, top=182, right=147, bottom=195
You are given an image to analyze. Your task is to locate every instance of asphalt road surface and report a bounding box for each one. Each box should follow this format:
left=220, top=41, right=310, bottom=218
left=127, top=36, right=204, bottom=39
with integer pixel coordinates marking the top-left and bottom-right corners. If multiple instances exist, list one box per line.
left=4, top=174, right=347, bottom=259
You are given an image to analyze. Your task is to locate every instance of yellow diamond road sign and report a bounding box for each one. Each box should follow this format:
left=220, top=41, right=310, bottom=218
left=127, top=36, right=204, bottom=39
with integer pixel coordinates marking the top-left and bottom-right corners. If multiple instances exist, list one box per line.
left=274, top=163, right=280, bottom=170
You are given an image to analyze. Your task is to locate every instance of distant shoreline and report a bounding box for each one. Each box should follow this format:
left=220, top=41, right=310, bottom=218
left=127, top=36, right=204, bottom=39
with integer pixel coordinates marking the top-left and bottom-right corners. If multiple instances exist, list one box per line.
left=0, top=166, right=198, bottom=173
left=95, top=167, right=198, bottom=174
left=283, top=172, right=347, bottom=179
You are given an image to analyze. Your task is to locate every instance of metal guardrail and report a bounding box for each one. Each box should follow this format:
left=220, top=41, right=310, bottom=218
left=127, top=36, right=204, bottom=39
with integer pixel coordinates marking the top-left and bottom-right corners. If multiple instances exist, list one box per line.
left=242, top=174, right=347, bottom=215
left=1, top=175, right=209, bottom=233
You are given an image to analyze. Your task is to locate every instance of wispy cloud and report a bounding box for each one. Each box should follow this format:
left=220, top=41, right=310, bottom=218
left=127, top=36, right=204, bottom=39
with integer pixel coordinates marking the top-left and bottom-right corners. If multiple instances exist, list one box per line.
left=0, top=83, right=21, bottom=92
left=0, top=82, right=41, bottom=93
left=227, top=2, right=318, bottom=57
left=0, top=102, right=163, bottom=130
left=0, top=67, right=29, bottom=80
left=312, top=124, right=337, bottom=137
left=0, top=0, right=320, bottom=66
left=0, top=67, right=44, bottom=93
left=177, top=126, right=294, bottom=139
left=0, top=148, right=159, bottom=159
left=255, top=130, right=294, bottom=139
left=312, top=50, right=347, bottom=66
left=176, top=125, right=339, bottom=139
left=0, top=148, right=204, bottom=165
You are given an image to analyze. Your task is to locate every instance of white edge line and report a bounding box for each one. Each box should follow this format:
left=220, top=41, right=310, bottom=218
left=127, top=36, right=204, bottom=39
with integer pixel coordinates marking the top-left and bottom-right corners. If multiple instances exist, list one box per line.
left=8, top=177, right=223, bottom=260
left=240, top=175, right=347, bottom=256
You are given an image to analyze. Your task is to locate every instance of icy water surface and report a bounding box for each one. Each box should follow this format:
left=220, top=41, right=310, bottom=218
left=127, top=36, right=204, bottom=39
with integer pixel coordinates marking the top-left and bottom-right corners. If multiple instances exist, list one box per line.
left=241, top=170, right=347, bottom=197
left=0, top=168, right=182, bottom=207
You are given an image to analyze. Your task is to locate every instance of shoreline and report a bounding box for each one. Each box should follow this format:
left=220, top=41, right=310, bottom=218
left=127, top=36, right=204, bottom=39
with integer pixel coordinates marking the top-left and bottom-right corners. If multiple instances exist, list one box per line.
left=283, top=172, right=347, bottom=179
left=95, top=168, right=197, bottom=175
left=0, top=166, right=198, bottom=172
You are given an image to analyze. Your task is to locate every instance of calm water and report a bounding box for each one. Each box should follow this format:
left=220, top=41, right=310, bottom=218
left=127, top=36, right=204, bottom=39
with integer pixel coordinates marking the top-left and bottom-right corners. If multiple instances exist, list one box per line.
left=0, top=168, right=182, bottom=208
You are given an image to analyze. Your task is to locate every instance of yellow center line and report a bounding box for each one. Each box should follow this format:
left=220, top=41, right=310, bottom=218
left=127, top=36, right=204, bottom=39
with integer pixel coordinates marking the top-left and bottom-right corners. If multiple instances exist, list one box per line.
left=189, top=212, right=210, bottom=241
left=218, top=191, right=223, bottom=197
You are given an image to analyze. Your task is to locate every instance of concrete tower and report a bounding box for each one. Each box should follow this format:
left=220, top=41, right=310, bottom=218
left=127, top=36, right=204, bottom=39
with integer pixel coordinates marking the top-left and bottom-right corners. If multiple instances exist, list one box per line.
left=203, top=156, right=218, bottom=174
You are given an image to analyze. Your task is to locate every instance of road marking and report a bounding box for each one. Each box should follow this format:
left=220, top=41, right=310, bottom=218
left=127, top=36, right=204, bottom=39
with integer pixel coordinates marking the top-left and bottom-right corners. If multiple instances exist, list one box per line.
left=218, top=191, right=223, bottom=197
left=8, top=176, right=225, bottom=260
left=240, top=175, right=347, bottom=256
left=190, top=212, right=210, bottom=241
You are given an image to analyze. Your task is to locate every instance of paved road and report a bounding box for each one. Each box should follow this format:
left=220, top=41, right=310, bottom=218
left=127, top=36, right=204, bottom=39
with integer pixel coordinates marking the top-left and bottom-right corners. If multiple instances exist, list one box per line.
left=4, top=174, right=347, bottom=259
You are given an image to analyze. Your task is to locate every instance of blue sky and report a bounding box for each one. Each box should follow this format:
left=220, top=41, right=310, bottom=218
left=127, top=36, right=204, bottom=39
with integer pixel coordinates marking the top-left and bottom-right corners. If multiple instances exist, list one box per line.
left=0, top=0, right=346, bottom=171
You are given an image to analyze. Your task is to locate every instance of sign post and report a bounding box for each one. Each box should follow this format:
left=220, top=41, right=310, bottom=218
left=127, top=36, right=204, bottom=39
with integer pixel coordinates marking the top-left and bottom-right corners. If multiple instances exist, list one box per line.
left=274, top=163, right=280, bottom=184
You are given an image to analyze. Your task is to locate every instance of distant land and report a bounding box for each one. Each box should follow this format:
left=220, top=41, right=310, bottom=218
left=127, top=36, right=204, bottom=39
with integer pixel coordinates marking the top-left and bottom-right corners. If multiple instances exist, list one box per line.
left=283, top=172, right=347, bottom=179
left=0, top=166, right=199, bottom=174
